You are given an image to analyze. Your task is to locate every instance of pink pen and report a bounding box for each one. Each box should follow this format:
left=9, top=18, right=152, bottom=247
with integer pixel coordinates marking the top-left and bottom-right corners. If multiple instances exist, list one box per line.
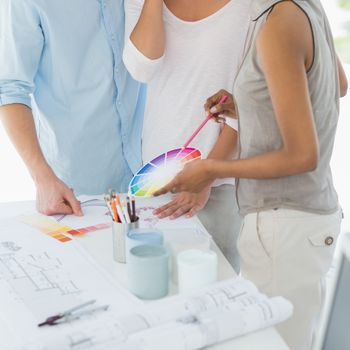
left=183, top=95, right=228, bottom=149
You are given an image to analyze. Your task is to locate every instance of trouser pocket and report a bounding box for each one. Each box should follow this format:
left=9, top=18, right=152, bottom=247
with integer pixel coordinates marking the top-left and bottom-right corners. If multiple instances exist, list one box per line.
left=238, top=213, right=273, bottom=291
left=307, top=223, right=340, bottom=277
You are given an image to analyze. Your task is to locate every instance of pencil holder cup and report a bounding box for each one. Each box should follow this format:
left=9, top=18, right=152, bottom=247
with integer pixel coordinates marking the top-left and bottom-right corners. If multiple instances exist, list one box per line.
left=127, top=244, right=169, bottom=300
left=125, top=228, right=164, bottom=263
left=177, top=249, right=218, bottom=294
left=112, top=218, right=139, bottom=263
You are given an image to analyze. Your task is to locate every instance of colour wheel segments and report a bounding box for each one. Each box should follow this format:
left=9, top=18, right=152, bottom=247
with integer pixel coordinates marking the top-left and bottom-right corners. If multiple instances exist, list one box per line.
left=129, top=147, right=202, bottom=197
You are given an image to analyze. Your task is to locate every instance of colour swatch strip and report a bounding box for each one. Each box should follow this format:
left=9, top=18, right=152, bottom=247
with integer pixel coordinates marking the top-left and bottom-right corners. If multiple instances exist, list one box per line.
left=19, top=214, right=73, bottom=243
left=66, top=223, right=112, bottom=235
left=19, top=214, right=112, bottom=243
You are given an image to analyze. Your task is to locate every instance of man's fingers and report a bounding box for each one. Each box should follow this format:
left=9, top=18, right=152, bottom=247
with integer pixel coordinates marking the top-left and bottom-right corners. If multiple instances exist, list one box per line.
left=55, top=202, right=75, bottom=215
left=64, top=189, right=83, bottom=216
left=41, top=201, right=73, bottom=216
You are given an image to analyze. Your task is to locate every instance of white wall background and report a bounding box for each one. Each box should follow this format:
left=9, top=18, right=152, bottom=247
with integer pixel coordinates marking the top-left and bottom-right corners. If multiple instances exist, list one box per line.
left=0, top=0, right=349, bottom=231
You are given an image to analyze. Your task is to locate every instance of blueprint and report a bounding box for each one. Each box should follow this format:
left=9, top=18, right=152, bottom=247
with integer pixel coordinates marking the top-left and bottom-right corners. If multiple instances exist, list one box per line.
left=0, top=217, right=293, bottom=350
left=0, top=219, right=139, bottom=350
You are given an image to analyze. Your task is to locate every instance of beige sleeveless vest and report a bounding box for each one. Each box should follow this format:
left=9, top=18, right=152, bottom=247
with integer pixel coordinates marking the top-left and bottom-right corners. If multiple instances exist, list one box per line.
left=235, top=0, right=340, bottom=216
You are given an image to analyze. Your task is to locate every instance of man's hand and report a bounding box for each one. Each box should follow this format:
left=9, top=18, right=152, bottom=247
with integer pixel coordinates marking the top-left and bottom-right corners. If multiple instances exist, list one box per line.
left=153, top=187, right=211, bottom=219
left=0, top=104, right=82, bottom=217
left=36, top=174, right=83, bottom=216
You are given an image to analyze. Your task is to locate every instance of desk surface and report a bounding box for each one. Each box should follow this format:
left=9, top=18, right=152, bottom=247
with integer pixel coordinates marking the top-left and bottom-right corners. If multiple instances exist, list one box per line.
left=0, top=199, right=289, bottom=350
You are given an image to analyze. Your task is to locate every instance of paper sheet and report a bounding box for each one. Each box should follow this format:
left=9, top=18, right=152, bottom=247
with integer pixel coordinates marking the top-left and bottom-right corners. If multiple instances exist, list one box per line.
left=52, top=195, right=199, bottom=232
left=0, top=219, right=140, bottom=350
left=19, top=198, right=111, bottom=240
left=53, top=198, right=111, bottom=229
left=1, top=198, right=293, bottom=350
left=56, top=195, right=203, bottom=232
left=115, top=277, right=261, bottom=334
left=61, top=195, right=200, bottom=230
left=124, top=297, right=293, bottom=350
left=27, top=278, right=292, bottom=350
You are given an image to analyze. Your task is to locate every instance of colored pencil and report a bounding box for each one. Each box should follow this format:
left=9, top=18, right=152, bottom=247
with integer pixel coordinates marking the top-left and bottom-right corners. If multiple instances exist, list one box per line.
left=131, top=197, right=136, bottom=222
left=183, top=95, right=228, bottom=148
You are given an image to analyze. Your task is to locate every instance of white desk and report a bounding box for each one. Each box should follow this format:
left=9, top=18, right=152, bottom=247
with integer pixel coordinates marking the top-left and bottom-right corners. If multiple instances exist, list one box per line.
left=0, top=199, right=289, bottom=350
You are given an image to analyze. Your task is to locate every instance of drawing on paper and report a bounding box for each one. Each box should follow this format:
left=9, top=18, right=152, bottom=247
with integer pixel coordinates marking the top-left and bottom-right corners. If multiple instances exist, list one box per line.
left=136, top=206, right=159, bottom=227
left=0, top=243, right=80, bottom=295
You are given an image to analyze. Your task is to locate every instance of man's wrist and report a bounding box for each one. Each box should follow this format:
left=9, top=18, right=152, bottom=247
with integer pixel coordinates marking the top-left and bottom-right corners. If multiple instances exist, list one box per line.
left=30, top=162, right=56, bottom=186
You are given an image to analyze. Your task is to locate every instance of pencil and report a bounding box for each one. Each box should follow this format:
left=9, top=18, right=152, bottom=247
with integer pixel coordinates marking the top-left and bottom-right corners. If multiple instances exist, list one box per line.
left=111, top=198, right=119, bottom=222
left=126, top=196, right=132, bottom=221
left=104, top=195, right=115, bottom=221
left=115, top=194, right=126, bottom=223
left=131, top=197, right=136, bottom=222
left=183, top=95, right=228, bottom=148
left=122, top=201, right=131, bottom=224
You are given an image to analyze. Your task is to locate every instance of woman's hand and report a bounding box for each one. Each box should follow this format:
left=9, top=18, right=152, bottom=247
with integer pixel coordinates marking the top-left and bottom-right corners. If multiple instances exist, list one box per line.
left=204, top=89, right=237, bottom=123
left=153, top=187, right=211, bottom=219
left=154, top=159, right=216, bottom=195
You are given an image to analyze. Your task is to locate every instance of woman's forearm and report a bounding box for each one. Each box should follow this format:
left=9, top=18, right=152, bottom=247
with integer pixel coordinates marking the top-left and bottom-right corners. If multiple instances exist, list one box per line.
left=207, top=124, right=237, bottom=160
left=130, top=0, right=165, bottom=59
left=210, top=146, right=318, bottom=180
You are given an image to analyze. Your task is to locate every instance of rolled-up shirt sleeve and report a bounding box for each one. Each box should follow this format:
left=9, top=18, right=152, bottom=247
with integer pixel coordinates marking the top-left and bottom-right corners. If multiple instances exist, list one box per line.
left=123, top=0, right=164, bottom=83
left=0, top=0, right=44, bottom=108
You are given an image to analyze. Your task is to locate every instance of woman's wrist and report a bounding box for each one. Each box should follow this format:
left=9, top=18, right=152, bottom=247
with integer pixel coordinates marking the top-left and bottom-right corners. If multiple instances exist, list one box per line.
left=207, top=159, right=236, bottom=180
left=130, top=0, right=165, bottom=60
left=144, top=0, right=164, bottom=9
left=204, top=159, right=218, bottom=181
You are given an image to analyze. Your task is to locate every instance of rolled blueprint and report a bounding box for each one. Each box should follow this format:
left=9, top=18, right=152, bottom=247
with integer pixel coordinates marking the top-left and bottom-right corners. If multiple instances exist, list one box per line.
left=123, top=297, right=293, bottom=350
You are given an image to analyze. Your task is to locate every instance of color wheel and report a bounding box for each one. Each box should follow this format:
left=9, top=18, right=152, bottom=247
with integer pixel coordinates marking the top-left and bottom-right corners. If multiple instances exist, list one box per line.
left=129, top=147, right=202, bottom=197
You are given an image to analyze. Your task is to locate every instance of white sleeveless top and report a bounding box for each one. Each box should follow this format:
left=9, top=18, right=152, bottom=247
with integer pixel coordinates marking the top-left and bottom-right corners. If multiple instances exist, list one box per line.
left=234, top=0, right=340, bottom=216
left=123, top=0, right=252, bottom=186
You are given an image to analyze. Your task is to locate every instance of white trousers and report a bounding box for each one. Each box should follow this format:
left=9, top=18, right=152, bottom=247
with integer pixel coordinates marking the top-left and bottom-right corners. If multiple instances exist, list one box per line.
left=198, top=185, right=242, bottom=273
left=238, top=208, right=342, bottom=350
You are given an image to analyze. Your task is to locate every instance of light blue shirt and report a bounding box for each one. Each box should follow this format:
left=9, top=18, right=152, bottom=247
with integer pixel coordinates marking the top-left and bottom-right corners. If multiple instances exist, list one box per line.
left=0, top=0, right=145, bottom=195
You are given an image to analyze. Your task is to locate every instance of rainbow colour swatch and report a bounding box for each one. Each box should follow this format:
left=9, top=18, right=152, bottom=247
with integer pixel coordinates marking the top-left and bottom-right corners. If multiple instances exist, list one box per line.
left=66, top=223, right=111, bottom=235
left=19, top=214, right=112, bottom=243
left=19, top=214, right=72, bottom=243
left=129, top=147, right=202, bottom=197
